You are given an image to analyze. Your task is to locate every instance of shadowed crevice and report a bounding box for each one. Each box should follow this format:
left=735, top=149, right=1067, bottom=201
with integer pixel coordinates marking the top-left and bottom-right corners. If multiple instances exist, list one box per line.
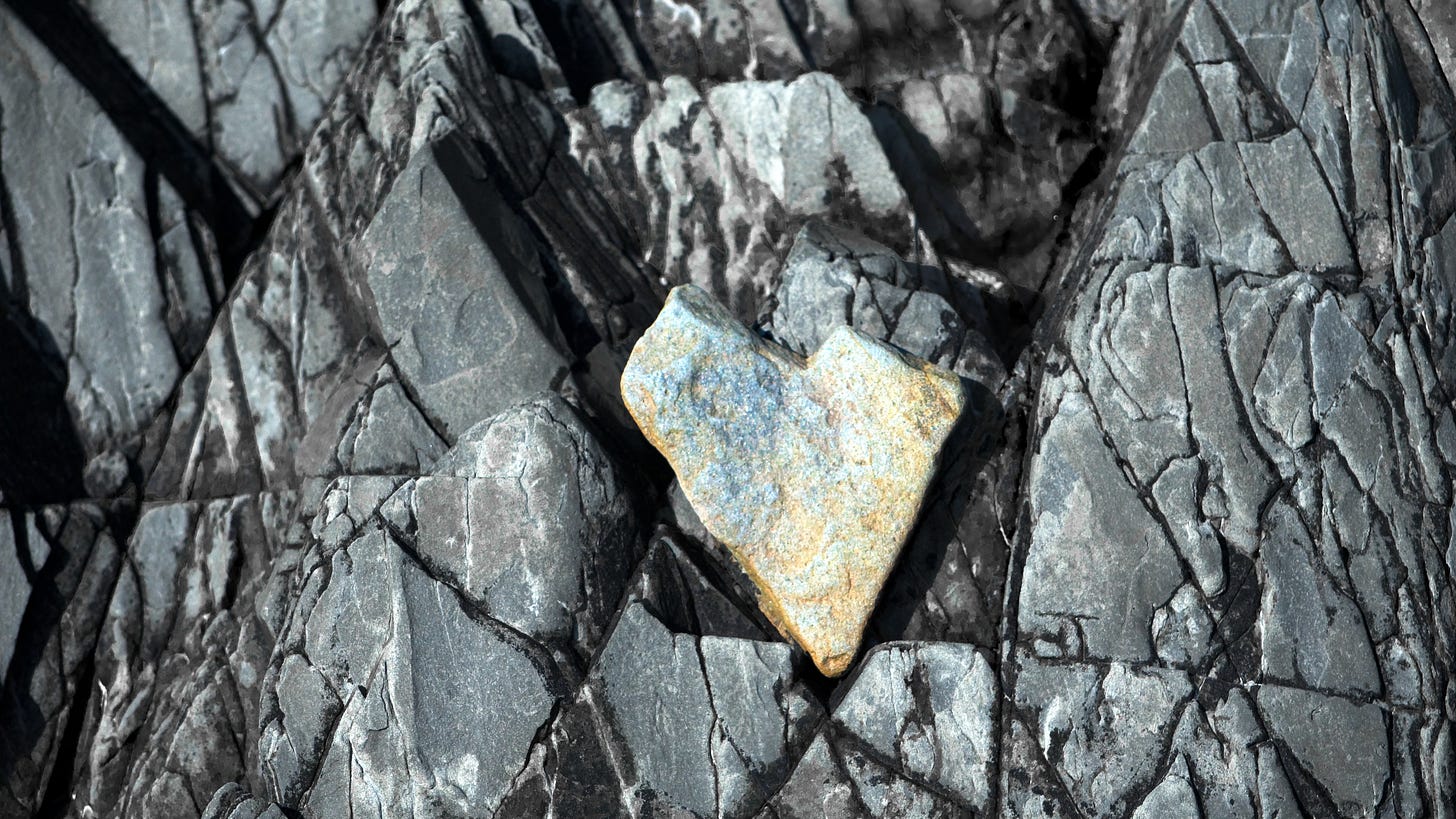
left=1, top=0, right=260, bottom=282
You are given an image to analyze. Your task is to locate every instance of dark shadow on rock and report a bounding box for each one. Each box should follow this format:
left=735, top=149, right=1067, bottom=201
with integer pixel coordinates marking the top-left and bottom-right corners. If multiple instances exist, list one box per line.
left=3, top=0, right=260, bottom=278
left=0, top=513, right=74, bottom=805
left=865, top=102, right=989, bottom=266
left=0, top=197, right=86, bottom=505
left=520, top=0, right=655, bottom=103
left=0, top=503, right=131, bottom=816
left=489, top=33, right=547, bottom=91
left=862, top=377, right=1012, bottom=653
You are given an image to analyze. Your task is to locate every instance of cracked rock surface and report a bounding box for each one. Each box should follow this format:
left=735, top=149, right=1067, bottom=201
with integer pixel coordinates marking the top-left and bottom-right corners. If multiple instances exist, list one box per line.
left=0, top=0, right=1453, bottom=817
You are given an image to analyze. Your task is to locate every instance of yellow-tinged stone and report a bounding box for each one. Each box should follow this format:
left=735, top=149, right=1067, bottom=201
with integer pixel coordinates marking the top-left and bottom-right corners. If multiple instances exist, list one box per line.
left=620, top=285, right=965, bottom=676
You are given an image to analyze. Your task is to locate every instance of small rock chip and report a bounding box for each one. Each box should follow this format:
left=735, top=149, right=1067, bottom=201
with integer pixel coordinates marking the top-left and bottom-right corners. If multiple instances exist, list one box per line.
left=621, top=285, right=965, bottom=676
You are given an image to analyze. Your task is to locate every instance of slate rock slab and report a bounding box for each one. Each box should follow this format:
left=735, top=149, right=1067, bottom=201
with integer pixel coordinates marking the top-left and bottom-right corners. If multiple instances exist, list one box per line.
left=621, top=284, right=965, bottom=676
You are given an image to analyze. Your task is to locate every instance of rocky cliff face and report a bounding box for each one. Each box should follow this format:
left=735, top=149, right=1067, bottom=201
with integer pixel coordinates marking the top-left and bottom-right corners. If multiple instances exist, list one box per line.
left=0, top=0, right=1452, bottom=817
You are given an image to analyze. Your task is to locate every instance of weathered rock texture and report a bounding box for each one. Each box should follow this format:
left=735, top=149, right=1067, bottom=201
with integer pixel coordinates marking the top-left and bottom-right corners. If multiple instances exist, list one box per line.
left=1004, top=1, right=1456, bottom=817
left=0, top=0, right=1451, bottom=816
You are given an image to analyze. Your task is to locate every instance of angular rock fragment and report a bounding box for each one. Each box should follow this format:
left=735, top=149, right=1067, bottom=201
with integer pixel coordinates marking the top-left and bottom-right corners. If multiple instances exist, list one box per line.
left=497, top=533, right=822, bottom=818
left=257, top=393, right=645, bottom=815
left=767, top=641, right=998, bottom=817
left=357, top=135, right=572, bottom=439
left=621, top=284, right=965, bottom=675
left=388, top=393, right=643, bottom=660
left=260, top=523, right=563, bottom=817
left=832, top=642, right=998, bottom=811
left=596, top=601, right=819, bottom=815
left=769, top=220, right=1007, bottom=389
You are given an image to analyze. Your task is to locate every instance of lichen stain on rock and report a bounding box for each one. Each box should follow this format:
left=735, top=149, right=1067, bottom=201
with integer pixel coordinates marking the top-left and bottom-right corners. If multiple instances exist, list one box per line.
left=620, top=284, right=965, bottom=676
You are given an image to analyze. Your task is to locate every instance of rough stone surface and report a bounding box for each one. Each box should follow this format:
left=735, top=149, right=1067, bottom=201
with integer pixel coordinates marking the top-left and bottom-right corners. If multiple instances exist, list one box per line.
left=622, top=285, right=965, bottom=675
left=769, top=220, right=1008, bottom=390
left=0, top=4, right=225, bottom=504
left=831, top=642, right=998, bottom=811
left=2, top=0, right=1454, bottom=815
left=497, top=531, right=823, bottom=818
left=765, top=641, right=998, bottom=818
left=78, top=0, right=377, bottom=203
left=357, top=137, right=572, bottom=438
left=256, top=392, right=643, bottom=816
left=1004, top=2, right=1456, bottom=817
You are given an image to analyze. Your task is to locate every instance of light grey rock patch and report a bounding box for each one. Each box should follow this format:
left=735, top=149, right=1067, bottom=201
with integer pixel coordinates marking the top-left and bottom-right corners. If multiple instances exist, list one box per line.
left=260, top=524, right=561, bottom=817
left=1129, top=755, right=1201, bottom=819
left=1257, top=498, right=1381, bottom=695
left=1238, top=132, right=1354, bottom=275
left=1019, top=382, right=1184, bottom=662
left=597, top=601, right=820, bottom=817
left=1013, top=659, right=1193, bottom=816
left=1256, top=684, right=1390, bottom=816
left=310, top=357, right=449, bottom=476
left=831, top=642, right=997, bottom=812
left=707, top=75, right=905, bottom=217
left=404, top=393, right=640, bottom=658
left=567, top=73, right=910, bottom=317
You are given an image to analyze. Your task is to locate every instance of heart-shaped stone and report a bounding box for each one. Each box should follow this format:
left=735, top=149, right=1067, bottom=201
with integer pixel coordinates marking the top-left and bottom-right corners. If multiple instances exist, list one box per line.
left=621, top=285, right=965, bottom=676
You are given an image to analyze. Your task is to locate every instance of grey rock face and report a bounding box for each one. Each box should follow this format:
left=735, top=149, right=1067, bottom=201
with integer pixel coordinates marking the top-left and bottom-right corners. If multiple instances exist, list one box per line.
left=258, top=393, right=642, bottom=815
left=76, top=493, right=301, bottom=818
left=828, top=643, right=998, bottom=812
left=390, top=393, right=641, bottom=660
left=769, top=220, right=1006, bottom=388
left=498, top=533, right=823, bottom=818
left=79, top=0, right=378, bottom=203
left=264, top=523, right=563, bottom=817
left=1006, top=1, right=1456, bottom=817
left=568, top=73, right=911, bottom=318
left=562, top=0, right=1104, bottom=296
left=3, top=0, right=1454, bottom=815
left=0, top=5, right=224, bottom=504
left=358, top=136, right=572, bottom=439
left=765, top=642, right=998, bottom=818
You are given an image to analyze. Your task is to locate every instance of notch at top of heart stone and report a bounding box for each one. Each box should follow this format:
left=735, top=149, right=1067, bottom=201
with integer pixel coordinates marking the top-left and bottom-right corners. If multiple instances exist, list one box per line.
left=620, top=284, right=966, bottom=676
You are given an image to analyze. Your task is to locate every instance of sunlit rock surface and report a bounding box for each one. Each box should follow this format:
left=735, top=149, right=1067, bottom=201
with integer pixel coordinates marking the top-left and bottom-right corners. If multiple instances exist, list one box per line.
left=621, top=285, right=965, bottom=675
left=3, top=0, right=1454, bottom=815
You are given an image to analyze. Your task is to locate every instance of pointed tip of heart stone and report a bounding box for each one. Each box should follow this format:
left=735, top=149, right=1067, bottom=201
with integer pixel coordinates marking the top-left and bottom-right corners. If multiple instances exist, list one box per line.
left=621, top=284, right=966, bottom=677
